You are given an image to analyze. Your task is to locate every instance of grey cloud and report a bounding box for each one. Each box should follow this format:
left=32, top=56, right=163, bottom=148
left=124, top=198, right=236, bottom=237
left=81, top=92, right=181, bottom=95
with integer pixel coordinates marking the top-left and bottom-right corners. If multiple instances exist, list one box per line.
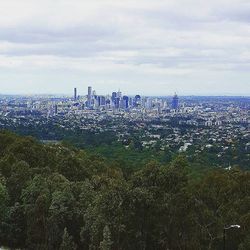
left=215, top=3, right=250, bottom=23
left=0, top=0, right=249, bottom=95
left=0, top=23, right=118, bottom=44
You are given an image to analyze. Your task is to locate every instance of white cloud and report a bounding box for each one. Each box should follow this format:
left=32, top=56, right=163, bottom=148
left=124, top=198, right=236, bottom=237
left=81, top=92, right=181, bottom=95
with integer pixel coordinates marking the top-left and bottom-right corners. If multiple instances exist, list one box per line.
left=0, top=0, right=249, bottom=95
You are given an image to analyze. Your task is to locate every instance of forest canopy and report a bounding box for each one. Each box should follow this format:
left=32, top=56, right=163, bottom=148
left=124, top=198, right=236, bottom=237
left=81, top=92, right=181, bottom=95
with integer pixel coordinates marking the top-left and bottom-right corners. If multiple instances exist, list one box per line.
left=0, top=130, right=249, bottom=250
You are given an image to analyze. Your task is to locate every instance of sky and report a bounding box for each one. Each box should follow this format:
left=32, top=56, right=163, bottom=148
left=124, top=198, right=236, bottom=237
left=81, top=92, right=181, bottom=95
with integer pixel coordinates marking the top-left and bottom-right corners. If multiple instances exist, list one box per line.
left=0, top=0, right=250, bottom=96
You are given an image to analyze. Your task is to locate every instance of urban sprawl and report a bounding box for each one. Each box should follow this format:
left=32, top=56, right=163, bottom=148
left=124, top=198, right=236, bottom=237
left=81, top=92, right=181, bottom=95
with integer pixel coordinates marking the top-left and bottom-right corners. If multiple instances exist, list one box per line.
left=0, top=87, right=249, bottom=168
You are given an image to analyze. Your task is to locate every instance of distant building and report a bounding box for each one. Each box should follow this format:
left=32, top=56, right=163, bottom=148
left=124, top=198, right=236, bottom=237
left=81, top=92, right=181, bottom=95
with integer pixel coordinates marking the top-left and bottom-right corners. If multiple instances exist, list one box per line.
left=205, top=120, right=213, bottom=126
left=111, top=92, right=117, bottom=103
left=87, top=86, right=92, bottom=107
left=54, top=104, right=58, bottom=114
left=115, top=97, right=120, bottom=109
left=123, top=96, right=129, bottom=109
left=134, top=95, right=141, bottom=107
left=74, top=88, right=77, bottom=100
left=172, top=93, right=179, bottom=109
left=106, top=99, right=111, bottom=108
left=98, top=96, right=106, bottom=106
left=117, top=90, right=122, bottom=98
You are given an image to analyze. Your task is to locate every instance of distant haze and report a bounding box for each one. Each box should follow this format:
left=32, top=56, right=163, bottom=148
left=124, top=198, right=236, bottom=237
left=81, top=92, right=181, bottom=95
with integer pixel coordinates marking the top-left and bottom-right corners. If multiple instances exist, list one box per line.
left=0, top=0, right=250, bottom=96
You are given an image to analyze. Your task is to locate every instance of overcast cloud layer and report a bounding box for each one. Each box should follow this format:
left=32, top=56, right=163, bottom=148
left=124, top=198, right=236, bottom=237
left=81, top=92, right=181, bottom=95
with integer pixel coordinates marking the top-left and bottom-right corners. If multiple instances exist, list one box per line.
left=0, top=0, right=250, bottom=95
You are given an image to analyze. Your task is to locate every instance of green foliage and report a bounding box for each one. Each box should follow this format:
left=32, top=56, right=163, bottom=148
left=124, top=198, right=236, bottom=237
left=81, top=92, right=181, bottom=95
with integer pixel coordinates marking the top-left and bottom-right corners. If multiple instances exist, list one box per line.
left=60, top=228, right=77, bottom=250
left=100, top=225, right=113, bottom=250
left=0, top=182, right=8, bottom=221
left=0, top=131, right=249, bottom=249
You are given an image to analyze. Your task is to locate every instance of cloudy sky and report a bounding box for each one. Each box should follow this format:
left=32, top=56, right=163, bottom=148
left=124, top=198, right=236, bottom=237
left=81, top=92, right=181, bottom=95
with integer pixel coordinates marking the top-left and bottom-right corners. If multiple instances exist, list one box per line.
left=0, top=0, right=250, bottom=96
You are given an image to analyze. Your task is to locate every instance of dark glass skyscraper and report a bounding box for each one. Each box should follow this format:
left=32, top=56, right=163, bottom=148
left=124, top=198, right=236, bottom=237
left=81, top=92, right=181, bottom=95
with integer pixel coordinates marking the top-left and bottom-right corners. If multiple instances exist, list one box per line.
left=172, top=93, right=179, bottom=109
left=134, top=95, right=141, bottom=107
left=87, top=86, right=92, bottom=107
left=74, top=87, right=77, bottom=100
left=123, top=96, right=129, bottom=109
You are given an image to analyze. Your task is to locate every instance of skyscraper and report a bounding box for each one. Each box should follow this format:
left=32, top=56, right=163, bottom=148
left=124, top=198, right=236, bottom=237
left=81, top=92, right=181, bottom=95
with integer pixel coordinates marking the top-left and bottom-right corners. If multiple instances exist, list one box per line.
left=134, top=95, right=141, bottom=107
left=111, top=92, right=117, bottom=103
left=87, top=86, right=92, bottom=107
left=123, top=96, right=129, bottom=109
left=88, top=86, right=92, bottom=98
left=98, top=96, right=106, bottom=106
left=114, top=97, right=120, bottom=109
left=172, top=93, right=179, bottom=109
left=74, top=88, right=77, bottom=100
left=54, top=104, right=58, bottom=114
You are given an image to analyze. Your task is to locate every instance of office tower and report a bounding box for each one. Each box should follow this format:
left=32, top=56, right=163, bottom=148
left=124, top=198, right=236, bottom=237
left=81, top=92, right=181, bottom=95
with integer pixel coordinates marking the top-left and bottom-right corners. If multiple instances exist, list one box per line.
left=114, top=97, right=120, bottom=109
left=145, top=98, right=152, bottom=109
left=98, top=96, right=106, bottom=106
left=111, top=92, right=117, bottom=103
left=117, top=89, right=122, bottom=98
left=163, top=101, right=168, bottom=109
left=74, top=88, right=77, bottom=100
left=141, top=97, right=147, bottom=108
left=134, top=95, right=141, bottom=107
left=129, top=97, right=133, bottom=107
left=172, top=93, right=179, bottom=109
left=88, top=86, right=92, bottom=99
left=123, top=96, right=129, bottom=109
left=106, top=99, right=111, bottom=109
left=87, top=86, right=92, bottom=107
left=97, top=96, right=101, bottom=107
left=55, top=104, right=58, bottom=114
left=93, top=96, right=98, bottom=109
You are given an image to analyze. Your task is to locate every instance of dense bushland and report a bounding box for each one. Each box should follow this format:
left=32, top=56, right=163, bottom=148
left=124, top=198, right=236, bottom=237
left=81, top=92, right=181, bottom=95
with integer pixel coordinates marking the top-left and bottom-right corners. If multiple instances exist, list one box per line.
left=0, top=131, right=249, bottom=249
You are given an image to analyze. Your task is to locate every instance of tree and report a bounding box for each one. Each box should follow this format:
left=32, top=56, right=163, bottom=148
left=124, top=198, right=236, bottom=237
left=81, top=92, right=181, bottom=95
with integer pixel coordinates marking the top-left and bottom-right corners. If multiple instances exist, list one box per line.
left=100, top=225, right=113, bottom=250
left=60, top=227, right=77, bottom=250
left=1, top=202, right=26, bottom=249
left=7, top=160, right=31, bottom=203
left=0, top=182, right=8, bottom=220
left=0, top=131, right=249, bottom=249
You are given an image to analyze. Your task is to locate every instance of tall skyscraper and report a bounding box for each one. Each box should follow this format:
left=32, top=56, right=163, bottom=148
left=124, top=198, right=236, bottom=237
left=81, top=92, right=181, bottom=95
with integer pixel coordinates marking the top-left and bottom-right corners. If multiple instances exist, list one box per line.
left=87, top=86, right=92, bottom=107
left=98, top=96, right=106, bottom=106
left=74, top=88, right=77, bottom=100
left=88, top=86, right=92, bottom=98
left=111, top=92, right=117, bottom=103
left=114, top=97, right=120, bottom=109
left=123, top=96, right=129, bottom=109
left=134, top=95, right=141, bottom=107
left=54, top=104, right=58, bottom=114
left=172, top=93, right=179, bottom=109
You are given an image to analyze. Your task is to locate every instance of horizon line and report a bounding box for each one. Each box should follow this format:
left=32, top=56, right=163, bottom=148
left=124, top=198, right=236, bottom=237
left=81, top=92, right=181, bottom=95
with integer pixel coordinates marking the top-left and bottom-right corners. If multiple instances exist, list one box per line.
left=0, top=92, right=250, bottom=98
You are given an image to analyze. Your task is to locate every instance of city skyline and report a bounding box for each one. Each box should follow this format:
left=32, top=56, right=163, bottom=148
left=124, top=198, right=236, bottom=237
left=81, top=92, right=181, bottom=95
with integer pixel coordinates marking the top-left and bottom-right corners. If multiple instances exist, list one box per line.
left=1, top=87, right=250, bottom=97
left=1, top=86, right=250, bottom=97
left=0, top=0, right=250, bottom=95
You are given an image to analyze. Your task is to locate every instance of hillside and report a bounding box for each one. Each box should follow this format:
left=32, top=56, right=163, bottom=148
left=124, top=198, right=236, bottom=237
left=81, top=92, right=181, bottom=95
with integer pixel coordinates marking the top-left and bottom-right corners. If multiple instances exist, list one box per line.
left=0, top=130, right=249, bottom=249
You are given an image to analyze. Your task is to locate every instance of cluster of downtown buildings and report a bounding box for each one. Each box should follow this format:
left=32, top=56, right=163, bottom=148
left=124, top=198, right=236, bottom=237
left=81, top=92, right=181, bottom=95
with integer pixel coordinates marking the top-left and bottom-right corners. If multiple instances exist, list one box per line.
left=72, top=86, right=179, bottom=112
left=0, top=89, right=249, bottom=127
